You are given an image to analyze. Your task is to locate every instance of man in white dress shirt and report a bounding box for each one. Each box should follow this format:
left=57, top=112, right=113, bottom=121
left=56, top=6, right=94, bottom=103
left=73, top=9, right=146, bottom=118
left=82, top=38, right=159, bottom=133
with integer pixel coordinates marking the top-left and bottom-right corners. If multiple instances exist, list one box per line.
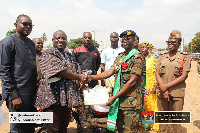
left=101, top=32, right=124, bottom=86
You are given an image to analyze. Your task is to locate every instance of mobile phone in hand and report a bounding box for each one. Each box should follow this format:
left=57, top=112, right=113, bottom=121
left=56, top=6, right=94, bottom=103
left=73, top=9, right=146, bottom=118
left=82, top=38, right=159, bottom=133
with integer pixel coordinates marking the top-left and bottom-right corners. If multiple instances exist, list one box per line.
left=168, top=94, right=174, bottom=102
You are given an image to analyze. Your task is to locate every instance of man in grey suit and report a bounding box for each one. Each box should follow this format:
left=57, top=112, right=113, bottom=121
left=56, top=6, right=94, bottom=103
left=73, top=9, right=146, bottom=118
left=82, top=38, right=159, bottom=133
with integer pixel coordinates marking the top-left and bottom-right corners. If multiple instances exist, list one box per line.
left=0, top=14, right=37, bottom=133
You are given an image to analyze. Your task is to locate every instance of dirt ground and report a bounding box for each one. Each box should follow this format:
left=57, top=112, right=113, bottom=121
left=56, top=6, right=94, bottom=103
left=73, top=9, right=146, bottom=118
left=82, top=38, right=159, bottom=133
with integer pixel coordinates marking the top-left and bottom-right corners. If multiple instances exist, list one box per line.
left=0, top=61, right=200, bottom=133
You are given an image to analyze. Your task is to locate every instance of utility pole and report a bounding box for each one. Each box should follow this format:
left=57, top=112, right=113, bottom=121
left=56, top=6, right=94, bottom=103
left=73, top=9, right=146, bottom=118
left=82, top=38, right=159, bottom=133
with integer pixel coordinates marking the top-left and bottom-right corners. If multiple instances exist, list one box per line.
left=183, top=38, right=184, bottom=52
left=91, top=31, right=95, bottom=41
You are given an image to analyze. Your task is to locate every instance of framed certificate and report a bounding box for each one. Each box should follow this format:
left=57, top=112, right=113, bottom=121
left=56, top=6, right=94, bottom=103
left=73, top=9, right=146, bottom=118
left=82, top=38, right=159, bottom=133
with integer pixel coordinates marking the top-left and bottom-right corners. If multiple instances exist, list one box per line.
left=83, top=85, right=109, bottom=105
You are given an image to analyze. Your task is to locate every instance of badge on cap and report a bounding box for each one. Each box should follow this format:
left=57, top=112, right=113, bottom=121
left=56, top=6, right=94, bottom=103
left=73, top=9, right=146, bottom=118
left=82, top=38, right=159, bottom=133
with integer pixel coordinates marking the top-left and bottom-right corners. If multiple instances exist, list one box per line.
left=127, top=31, right=131, bottom=36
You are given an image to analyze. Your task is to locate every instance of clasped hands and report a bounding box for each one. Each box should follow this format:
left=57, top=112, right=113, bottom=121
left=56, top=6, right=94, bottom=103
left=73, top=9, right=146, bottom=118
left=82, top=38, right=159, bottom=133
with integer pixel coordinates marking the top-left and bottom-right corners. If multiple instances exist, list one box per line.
left=79, top=74, right=92, bottom=84
left=158, top=83, right=171, bottom=101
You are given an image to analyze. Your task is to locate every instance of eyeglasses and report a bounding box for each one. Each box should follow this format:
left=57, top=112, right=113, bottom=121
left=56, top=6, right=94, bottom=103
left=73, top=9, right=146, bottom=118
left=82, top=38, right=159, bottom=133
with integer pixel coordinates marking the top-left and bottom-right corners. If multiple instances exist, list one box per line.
left=166, top=41, right=179, bottom=45
left=20, top=22, right=34, bottom=28
left=121, top=37, right=132, bottom=42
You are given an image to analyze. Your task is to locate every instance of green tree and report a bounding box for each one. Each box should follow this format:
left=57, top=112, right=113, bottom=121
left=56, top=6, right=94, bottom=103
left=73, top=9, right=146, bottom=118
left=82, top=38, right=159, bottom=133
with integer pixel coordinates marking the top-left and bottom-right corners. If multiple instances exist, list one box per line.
left=188, top=32, right=200, bottom=53
left=184, top=45, right=189, bottom=52
left=6, top=29, right=16, bottom=36
left=67, top=37, right=100, bottom=49
left=41, top=33, right=47, bottom=43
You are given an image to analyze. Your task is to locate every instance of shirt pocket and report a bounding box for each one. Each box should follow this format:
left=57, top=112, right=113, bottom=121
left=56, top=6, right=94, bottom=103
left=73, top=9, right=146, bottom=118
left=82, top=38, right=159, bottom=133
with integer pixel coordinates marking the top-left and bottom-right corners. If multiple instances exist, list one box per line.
left=119, top=96, right=142, bottom=109
left=174, top=61, right=182, bottom=76
left=159, top=61, right=166, bottom=74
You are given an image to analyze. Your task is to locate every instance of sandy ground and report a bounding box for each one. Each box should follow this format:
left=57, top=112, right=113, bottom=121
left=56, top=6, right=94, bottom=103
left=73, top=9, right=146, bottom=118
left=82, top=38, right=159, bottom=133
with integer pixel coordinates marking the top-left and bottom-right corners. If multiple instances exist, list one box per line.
left=0, top=61, right=200, bottom=133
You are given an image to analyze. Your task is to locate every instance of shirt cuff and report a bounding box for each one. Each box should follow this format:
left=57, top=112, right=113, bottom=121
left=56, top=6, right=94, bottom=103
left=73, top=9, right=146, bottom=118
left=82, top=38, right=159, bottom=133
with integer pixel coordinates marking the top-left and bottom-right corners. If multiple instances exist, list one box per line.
left=8, top=89, right=20, bottom=101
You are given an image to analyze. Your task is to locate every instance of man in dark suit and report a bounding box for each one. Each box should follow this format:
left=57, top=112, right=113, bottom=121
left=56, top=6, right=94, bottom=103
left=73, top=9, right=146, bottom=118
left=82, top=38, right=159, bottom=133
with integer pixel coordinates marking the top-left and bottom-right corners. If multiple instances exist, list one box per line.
left=0, top=14, right=37, bottom=133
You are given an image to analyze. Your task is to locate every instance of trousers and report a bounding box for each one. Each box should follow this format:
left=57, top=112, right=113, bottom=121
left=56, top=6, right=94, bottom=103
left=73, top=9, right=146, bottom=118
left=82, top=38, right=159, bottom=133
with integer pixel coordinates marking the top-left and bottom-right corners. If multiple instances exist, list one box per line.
left=116, top=108, right=141, bottom=133
left=8, top=95, right=36, bottom=133
left=157, top=96, right=184, bottom=133
left=44, top=104, right=71, bottom=133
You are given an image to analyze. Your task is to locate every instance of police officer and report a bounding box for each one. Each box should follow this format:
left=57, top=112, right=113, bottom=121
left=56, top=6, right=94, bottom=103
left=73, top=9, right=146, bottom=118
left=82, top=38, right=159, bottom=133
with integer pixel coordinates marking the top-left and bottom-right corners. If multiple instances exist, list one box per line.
left=156, top=30, right=190, bottom=133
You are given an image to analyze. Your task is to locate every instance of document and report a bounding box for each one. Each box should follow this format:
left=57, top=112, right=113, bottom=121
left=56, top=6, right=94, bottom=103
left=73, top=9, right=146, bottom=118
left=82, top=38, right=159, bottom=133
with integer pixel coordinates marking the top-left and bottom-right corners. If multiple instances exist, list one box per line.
left=83, top=85, right=109, bottom=105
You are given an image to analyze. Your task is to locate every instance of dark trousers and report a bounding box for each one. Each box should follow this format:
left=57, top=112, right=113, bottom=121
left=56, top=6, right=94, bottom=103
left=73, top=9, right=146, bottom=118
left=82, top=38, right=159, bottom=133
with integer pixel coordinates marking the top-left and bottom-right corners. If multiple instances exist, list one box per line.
left=157, top=96, right=184, bottom=133
left=8, top=95, right=36, bottom=133
left=44, top=104, right=71, bottom=133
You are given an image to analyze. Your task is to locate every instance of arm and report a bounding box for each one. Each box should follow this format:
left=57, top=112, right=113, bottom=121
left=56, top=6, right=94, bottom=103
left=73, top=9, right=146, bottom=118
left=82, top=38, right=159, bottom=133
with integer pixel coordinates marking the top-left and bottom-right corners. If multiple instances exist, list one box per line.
left=96, top=50, right=101, bottom=72
left=101, top=63, right=106, bottom=86
left=58, top=70, right=86, bottom=82
left=159, top=71, right=188, bottom=92
left=155, top=56, right=164, bottom=86
left=156, top=70, right=164, bottom=86
left=90, top=67, right=115, bottom=80
left=106, top=74, right=139, bottom=105
left=101, top=63, right=105, bottom=73
left=0, top=39, right=22, bottom=109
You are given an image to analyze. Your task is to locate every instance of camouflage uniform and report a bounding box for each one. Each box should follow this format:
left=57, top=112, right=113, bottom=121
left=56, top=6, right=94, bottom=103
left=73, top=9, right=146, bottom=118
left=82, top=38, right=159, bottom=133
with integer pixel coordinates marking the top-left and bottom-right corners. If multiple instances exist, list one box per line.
left=112, top=51, right=144, bottom=133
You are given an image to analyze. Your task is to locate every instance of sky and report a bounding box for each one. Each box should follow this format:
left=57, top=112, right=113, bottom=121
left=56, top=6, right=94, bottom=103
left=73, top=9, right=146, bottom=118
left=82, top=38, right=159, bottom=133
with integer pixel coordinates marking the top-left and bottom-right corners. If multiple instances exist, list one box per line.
left=0, top=0, right=200, bottom=50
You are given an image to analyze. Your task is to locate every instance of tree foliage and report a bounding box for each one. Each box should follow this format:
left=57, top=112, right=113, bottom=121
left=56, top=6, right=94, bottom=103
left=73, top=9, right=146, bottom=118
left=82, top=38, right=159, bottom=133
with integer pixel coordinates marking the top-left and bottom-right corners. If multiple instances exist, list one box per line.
left=41, top=33, right=47, bottom=43
left=67, top=37, right=100, bottom=49
left=157, top=47, right=168, bottom=51
left=6, top=29, right=16, bottom=36
left=188, top=32, right=200, bottom=53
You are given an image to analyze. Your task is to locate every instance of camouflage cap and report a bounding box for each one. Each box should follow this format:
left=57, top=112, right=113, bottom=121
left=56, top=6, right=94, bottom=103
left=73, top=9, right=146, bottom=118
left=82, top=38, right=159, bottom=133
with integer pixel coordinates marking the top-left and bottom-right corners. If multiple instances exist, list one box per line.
left=119, top=30, right=136, bottom=38
left=169, top=30, right=182, bottom=39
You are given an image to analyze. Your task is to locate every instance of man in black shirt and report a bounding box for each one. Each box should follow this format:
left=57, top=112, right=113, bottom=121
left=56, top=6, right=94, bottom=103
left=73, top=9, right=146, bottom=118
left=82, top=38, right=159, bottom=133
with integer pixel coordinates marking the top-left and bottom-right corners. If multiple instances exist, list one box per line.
left=0, top=14, right=37, bottom=133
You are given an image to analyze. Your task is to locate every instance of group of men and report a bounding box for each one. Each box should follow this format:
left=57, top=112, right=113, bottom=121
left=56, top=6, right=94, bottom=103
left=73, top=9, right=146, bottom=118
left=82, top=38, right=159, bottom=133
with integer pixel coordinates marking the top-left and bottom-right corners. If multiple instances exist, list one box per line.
left=0, top=14, right=144, bottom=133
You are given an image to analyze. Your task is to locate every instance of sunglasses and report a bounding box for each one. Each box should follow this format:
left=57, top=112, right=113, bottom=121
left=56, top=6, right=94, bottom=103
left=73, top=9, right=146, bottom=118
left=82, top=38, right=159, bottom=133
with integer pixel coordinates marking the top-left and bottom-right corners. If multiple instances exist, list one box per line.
left=166, top=41, right=179, bottom=45
left=20, top=22, right=34, bottom=28
left=121, top=37, right=132, bottom=42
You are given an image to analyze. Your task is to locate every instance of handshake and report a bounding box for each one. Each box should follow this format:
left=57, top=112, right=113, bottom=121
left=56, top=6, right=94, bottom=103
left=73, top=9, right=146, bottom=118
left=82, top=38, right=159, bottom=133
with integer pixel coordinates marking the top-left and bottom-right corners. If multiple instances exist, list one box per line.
left=78, top=70, right=93, bottom=89
left=79, top=74, right=92, bottom=84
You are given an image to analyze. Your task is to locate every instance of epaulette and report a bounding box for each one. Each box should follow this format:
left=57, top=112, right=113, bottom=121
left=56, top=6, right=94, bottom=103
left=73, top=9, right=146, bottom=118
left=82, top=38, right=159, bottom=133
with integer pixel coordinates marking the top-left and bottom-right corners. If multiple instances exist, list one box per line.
left=161, top=52, right=167, bottom=55
left=118, top=52, right=124, bottom=56
left=180, top=52, right=188, bottom=55
left=159, top=52, right=168, bottom=57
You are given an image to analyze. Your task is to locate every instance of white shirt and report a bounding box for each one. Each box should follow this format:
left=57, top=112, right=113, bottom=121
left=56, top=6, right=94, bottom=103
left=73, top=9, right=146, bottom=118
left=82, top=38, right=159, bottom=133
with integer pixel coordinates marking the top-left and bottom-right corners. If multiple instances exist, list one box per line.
left=101, top=46, right=124, bottom=72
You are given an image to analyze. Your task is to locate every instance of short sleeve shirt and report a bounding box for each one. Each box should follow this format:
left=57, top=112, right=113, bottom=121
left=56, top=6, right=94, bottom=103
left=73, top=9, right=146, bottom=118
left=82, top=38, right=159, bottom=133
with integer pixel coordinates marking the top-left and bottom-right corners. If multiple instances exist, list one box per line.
left=156, top=52, right=190, bottom=98
left=112, top=52, right=144, bottom=110
left=101, top=46, right=124, bottom=71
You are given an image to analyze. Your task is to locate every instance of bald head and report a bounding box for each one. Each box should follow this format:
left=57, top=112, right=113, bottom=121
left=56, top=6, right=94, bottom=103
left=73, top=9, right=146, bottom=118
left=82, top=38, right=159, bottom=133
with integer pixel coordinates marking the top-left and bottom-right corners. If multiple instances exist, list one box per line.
left=82, top=32, right=92, bottom=48
left=53, top=30, right=67, bottom=39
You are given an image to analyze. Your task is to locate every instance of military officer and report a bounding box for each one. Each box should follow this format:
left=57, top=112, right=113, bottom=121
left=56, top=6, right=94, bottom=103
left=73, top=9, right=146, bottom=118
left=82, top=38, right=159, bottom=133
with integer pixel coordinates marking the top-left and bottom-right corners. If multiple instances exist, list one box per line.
left=88, top=30, right=144, bottom=132
left=156, top=30, right=190, bottom=133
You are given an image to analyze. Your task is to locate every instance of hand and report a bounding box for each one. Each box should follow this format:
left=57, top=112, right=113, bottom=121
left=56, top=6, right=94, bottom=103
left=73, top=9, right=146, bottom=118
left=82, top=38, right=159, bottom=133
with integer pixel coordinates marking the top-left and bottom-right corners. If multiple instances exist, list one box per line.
left=12, top=97, right=22, bottom=110
left=163, top=91, right=169, bottom=101
left=160, top=84, right=169, bottom=92
left=86, top=75, right=92, bottom=83
left=82, top=85, right=91, bottom=93
left=152, top=83, right=157, bottom=94
left=79, top=74, right=87, bottom=83
left=106, top=96, right=116, bottom=106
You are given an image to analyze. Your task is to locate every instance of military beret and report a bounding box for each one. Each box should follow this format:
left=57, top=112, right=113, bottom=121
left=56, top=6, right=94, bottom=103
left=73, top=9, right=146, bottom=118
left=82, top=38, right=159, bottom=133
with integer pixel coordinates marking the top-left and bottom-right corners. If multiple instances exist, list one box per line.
left=119, top=30, right=136, bottom=38
left=169, top=30, right=182, bottom=39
